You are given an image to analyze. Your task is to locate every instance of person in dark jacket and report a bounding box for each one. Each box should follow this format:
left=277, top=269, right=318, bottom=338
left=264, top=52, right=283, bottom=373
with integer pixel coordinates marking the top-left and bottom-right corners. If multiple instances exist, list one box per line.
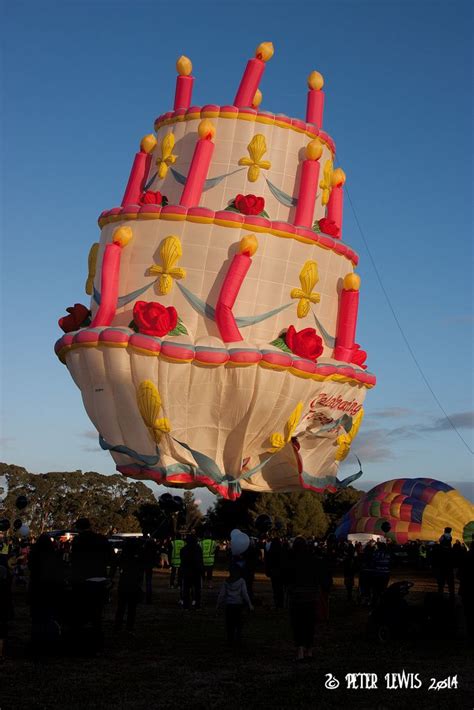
left=265, top=538, right=285, bottom=609
left=28, top=534, right=64, bottom=655
left=70, top=518, right=111, bottom=649
left=284, top=537, right=320, bottom=661
left=115, top=539, right=145, bottom=633
left=180, top=534, right=204, bottom=610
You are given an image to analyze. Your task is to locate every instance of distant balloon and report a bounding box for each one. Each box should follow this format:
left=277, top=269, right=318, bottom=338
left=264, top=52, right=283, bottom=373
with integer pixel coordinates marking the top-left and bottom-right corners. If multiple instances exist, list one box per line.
left=255, top=514, right=273, bottom=534
left=0, top=518, right=10, bottom=532
left=335, top=477, right=474, bottom=544
left=230, top=529, right=250, bottom=556
left=13, top=519, right=23, bottom=531
left=18, top=524, right=30, bottom=538
left=15, top=495, right=28, bottom=510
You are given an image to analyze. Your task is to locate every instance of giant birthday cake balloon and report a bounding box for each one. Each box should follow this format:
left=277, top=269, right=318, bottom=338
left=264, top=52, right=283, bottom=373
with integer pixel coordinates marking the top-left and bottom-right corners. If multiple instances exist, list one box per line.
left=55, top=44, right=376, bottom=499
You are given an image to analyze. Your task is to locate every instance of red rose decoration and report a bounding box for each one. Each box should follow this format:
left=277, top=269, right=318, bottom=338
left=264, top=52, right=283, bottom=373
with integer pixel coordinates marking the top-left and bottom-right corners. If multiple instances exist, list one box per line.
left=285, top=325, right=324, bottom=361
left=318, top=217, right=340, bottom=238
left=133, top=301, right=177, bottom=337
left=234, top=194, right=265, bottom=216
left=58, top=303, right=91, bottom=333
left=350, top=344, right=367, bottom=369
left=140, top=191, right=163, bottom=205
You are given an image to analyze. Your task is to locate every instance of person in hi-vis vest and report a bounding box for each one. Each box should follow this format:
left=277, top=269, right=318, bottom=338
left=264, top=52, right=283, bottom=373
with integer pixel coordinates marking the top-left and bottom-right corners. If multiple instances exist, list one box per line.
left=200, top=537, right=217, bottom=588
left=169, top=535, right=184, bottom=590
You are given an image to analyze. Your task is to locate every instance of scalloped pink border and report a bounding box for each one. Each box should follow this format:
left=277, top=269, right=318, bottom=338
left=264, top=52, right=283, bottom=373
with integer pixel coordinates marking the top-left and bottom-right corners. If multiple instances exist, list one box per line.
left=54, top=328, right=376, bottom=387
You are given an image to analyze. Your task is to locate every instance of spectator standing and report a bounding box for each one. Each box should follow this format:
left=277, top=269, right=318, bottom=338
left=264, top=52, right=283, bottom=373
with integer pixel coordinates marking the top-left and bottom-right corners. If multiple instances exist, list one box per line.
left=115, top=539, right=145, bottom=634
left=180, top=534, right=204, bottom=610
left=216, top=565, right=253, bottom=644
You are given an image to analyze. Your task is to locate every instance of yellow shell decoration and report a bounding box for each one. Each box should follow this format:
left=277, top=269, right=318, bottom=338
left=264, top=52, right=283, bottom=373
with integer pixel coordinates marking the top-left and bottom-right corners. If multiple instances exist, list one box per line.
left=290, top=260, right=321, bottom=318
left=335, top=409, right=364, bottom=461
left=319, top=159, right=334, bottom=206
left=156, top=132, right=178, bottom=179
left=148, top=236, right=186, bottom=295
left=268, top=402, right=303, bottom=453
left=238, top=134, right=271, bottom=183
left=85, top=243, right=99, bottom=295
left=137, top=380, right=171, bottom=444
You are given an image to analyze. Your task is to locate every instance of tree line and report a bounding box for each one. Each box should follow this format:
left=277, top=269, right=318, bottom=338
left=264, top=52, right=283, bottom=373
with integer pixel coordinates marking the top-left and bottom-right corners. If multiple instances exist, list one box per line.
left=0, top=462, right=363, bottom=538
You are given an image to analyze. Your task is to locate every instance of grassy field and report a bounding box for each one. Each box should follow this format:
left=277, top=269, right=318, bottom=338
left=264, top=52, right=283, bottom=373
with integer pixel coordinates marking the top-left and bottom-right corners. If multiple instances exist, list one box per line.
left=1, top=567, right=472, bottom=710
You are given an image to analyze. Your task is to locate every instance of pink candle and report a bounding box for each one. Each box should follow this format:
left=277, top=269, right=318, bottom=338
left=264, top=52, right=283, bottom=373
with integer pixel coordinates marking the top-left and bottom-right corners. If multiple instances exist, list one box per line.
left=174, top=55, right=194, bottom=110
left=306, top=71, right=325, bottom=127
left=294, top=139, right=322, bottom=227
left=121, top=134, right=157, bottom=206
left=91, top=227, right=133, bottom=327
left=326, top=168, right=346, bottom=239
left=334, top=273, right=360, bottom=361
left=215, top=235, right=258, bottom=343
left=234, top=42, right=274, bottom=108
left=179, top=119, right=215, bottom=208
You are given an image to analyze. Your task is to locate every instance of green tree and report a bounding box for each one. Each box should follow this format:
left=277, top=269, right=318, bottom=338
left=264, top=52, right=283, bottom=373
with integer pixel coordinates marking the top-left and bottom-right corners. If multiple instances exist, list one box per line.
left=322, top=486, right=363, bottom=532
left=0, top=463, right=156, bottom=535
left=183, top=491, right=202, bottom=531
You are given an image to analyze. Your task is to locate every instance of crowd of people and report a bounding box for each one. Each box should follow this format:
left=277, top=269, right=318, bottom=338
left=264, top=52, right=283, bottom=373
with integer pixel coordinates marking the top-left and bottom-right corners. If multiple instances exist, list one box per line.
left=0, top=520, right=473, bottom=663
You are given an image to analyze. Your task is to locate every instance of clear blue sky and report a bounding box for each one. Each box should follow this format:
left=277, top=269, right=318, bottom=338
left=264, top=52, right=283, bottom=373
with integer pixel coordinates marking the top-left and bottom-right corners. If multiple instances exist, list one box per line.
left=1, top=0, right=473, bottom=507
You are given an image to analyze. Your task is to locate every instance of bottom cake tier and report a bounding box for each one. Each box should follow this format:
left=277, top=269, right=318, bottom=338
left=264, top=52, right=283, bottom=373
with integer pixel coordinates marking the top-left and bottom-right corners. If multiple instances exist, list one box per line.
left=55, top=327, right=375, bottom=499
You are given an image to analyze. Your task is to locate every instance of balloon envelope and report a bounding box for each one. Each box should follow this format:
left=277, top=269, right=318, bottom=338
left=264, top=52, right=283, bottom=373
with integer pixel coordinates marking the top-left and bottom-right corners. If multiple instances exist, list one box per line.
left=255, top=514, right=273, bottom=533
left=335, top=477, right=474, bottom=544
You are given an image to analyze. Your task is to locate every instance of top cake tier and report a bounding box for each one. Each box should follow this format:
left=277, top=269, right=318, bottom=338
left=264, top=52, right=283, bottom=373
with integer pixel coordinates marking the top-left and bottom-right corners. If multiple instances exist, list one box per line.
left=141, top=107, right=336, bottom=228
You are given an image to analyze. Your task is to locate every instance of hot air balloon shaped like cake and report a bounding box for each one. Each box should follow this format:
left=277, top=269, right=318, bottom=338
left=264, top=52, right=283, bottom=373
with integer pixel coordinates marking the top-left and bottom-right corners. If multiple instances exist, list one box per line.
left=335, top=478, right=474, bottom=544
left=55, top=44, right=376, bottom=499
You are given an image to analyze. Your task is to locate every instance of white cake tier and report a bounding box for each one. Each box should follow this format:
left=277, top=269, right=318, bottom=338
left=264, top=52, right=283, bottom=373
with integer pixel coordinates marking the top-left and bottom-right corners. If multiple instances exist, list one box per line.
left=93, top=211, right=358, bottom=355
left=145, top=108, right=336, bottom=227
left=56, top=330, right=370, bottom=498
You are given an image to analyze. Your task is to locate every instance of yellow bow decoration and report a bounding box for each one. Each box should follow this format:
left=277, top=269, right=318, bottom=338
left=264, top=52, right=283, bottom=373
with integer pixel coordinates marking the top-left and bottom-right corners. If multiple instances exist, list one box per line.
left=137, top=380, right=171, bottom=444
left=156, top=132, right=178, bottom=179
left=319, top=159, right=334, bottom=206
left=85, top=243, right=99, bottom=295
left=148, top=236, right=186, bottom=295
left=290, top=260, right=321, bottom=318
left=335, top=408, right=364, bottom=461
left=238, top=134, right=271, bottom=183
left=268, top=402, right=304, bottom=453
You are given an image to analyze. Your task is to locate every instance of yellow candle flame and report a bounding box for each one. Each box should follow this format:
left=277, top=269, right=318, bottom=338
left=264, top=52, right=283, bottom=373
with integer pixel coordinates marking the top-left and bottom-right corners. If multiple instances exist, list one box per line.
left=176, top=55, right=192, bottom=76
left=305, top=138, right=323, bottom=161
left=252, top=89, right=263, bottom=108
left=239, top=234, right=258, bottom=256
left=307, top=70, right=324, bottom=91
left=343, top=273, right=360, bottom=291
left=198, top=118, right=216, bottom=140
left=255, top=42, right=274, bottom=62
left=332, top=167, right=346, bottom=187
left=140, top=134, right=157, bottom=154
left=113, top=226, right=133, bottom=248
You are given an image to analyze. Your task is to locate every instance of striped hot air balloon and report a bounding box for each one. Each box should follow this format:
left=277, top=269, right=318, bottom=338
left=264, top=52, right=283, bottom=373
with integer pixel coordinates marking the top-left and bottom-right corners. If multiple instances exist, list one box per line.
left=335, top=478, right=474, bottom=544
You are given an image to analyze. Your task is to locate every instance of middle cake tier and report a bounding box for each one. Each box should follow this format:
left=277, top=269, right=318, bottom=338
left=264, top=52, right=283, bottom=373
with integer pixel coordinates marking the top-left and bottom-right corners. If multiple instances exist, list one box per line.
left=94, top=210, right=358, bottom=350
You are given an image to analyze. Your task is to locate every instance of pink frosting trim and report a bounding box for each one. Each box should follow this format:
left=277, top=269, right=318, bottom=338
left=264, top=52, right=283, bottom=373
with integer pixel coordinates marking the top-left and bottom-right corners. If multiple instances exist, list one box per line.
left=54, top=329, right=376, bottom=386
